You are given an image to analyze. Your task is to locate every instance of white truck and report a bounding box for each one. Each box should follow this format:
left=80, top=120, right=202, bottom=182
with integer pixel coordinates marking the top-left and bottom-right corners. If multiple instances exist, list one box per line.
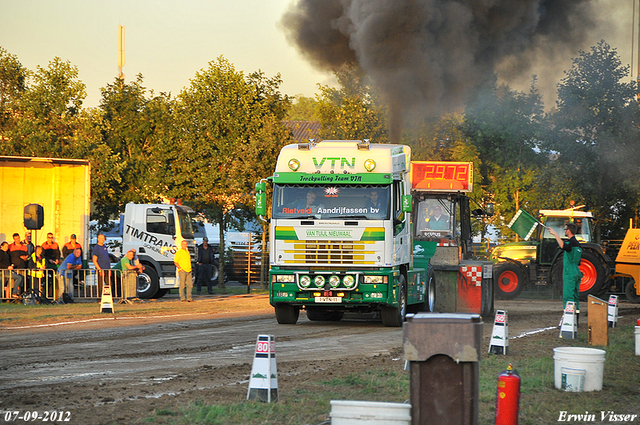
left=121, top=202, right=196, bottom=298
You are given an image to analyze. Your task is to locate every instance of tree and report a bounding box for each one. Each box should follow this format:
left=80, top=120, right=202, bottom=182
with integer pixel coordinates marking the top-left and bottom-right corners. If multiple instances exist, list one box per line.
left=285, top=95, right=319, bottom=121
left=0, top=57, right=87, bottom=158
left=546, top=40, right=640, bottom=239
left=165, top=56, right=291, bottom=287
left=462, top=81, right=547, bottom=239
left=0, top=47, right=27, bottom=131
left=316, top=64, right=388, bottom=142
left=92, top=75, right=174, bottom=222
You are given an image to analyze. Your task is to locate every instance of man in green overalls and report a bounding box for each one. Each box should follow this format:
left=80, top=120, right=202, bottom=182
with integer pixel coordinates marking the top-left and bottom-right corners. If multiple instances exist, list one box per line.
left=549, top=222, right=583, bottom=314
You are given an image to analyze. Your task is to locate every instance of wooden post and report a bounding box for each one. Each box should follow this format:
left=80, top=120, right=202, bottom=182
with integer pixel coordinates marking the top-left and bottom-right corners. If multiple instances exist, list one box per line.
left=587, top=295, right=608, bottom=346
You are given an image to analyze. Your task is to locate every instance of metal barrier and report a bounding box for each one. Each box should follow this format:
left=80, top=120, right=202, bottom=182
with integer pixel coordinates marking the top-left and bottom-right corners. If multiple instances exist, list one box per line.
left=1, top=268, right=126, bottom=302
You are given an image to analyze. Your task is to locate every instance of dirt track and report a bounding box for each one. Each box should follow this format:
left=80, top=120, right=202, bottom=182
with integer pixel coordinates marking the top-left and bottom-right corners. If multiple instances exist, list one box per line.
left=1, top=296, right=639, bottom=425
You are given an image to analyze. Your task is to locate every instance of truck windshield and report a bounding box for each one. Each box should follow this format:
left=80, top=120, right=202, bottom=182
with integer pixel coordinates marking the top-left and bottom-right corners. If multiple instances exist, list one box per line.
left=177, top=209, right=195, bottom=239
left=272, top=184, right=391, bottom=219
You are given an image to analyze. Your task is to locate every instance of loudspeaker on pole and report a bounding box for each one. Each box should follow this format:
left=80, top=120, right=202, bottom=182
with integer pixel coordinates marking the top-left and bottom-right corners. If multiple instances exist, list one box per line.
left=489, top=310, right=509, bottom=355
left=100, top=282, right=114, bottom=313
left=607, top=295, right=618, bottom=328
left=559, top=301, right=577, bottom=339
left=247, top=334, right=278, bottom=403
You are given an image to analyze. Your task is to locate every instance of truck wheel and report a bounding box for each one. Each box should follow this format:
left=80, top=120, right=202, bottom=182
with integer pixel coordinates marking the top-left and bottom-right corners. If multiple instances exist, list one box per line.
left=306, top=308, right=344, bottom=321
left=625, top=279, right=640, bottom=303
left=494, top=263, right=525, bottom=300
left=552, top=250, right=606, bottom=300
left=275, top=304, right=300, bottom=324
left=381, top=274, right=407, bottom=327
left=137, top=268, right=159, bottom=299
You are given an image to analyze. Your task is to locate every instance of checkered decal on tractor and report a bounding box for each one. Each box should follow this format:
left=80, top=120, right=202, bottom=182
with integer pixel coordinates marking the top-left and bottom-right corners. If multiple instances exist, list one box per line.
left=461, top=265, right=483, bottom=287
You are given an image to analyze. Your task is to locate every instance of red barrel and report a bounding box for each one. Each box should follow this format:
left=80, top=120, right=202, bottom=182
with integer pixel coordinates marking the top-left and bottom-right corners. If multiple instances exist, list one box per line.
left=495, top=364, right=520, bottom=425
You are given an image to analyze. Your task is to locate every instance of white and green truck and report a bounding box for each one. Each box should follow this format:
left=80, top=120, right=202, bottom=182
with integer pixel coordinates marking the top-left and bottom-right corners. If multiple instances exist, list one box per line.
left=256, top=140, right=494, bottom=326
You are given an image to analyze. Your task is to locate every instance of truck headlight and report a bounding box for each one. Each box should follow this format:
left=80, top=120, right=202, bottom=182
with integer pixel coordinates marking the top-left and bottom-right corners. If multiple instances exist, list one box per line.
left=343, top=275, right=356, bottom=288
left=314, top=275, right=325, bottom=288
left=276, top=275, right=295, bottom=283
left=329, top=275, right=340, bottom=288
left=300, top=275, right=311, bottom=288
left=364, top=275, right=384, bottom=284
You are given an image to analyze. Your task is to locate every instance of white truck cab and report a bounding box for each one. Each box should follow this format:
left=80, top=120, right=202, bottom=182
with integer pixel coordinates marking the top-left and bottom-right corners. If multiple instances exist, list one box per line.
left=122, top=202, right=196, bottom=298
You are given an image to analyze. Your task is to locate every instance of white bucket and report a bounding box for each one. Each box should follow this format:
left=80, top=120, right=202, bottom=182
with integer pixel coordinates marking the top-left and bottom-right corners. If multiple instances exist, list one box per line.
left=635, top=326, right=640, bottom=356
left=560, top=367, right=585, bottom=392
left=330, top=400, right=412, bottom=425
left=553, top=347, right=606, bottom=392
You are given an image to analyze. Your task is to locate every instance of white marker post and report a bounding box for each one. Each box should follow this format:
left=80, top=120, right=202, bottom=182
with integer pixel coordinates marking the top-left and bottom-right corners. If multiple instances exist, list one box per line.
left=247, top=335, right=278, bottom=403
left=559, top=301, right=577, bottom=339
left=489, top=310, right=509, bottom=355
left=607, top=295, right=618, bottom=328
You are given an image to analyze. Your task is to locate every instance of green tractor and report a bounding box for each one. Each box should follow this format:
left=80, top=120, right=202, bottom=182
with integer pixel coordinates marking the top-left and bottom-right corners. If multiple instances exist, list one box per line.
left=490, top=208, right=611, bottom=300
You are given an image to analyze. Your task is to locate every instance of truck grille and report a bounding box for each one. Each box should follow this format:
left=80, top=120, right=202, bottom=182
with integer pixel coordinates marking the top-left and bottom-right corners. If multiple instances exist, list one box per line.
left=282, top=240, right=377, bottom=265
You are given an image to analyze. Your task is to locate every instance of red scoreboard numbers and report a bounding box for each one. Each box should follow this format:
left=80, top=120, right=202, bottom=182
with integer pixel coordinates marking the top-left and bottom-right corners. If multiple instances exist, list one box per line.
left=411, top=161, right=473, bottom=192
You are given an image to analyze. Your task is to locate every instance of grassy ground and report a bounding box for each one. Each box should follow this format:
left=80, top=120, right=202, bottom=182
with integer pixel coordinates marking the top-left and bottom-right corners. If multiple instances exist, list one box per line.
left=140, top=322, right=640, bottom=425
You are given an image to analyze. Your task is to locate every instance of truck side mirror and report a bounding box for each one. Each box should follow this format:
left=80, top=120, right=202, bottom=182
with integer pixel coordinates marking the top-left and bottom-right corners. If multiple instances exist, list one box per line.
left=255, top=182, right=267, bottom=216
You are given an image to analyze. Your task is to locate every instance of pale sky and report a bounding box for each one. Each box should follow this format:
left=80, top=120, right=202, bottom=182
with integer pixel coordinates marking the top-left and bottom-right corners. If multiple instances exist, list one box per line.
left=0, top=0, right=635, bottom=110
left=0, top=0, right=335, bottom=108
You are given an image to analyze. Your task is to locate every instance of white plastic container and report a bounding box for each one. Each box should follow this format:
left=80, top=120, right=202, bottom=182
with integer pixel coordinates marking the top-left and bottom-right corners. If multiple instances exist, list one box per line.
left=560, top=367, right=585, bottom=392
left=635, top=326, right=640, bottom=356
left=553, top=347, right=606, bottom=392
left=330, top=400, right=412, bottom=425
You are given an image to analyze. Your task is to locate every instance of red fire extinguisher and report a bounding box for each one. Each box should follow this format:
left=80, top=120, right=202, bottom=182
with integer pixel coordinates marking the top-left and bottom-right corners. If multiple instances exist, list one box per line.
left=495, top=363, right=521, bottom=425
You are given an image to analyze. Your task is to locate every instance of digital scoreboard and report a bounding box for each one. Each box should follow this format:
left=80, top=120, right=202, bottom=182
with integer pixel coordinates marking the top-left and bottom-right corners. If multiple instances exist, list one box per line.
left=410, top=161, right=473, bottom=192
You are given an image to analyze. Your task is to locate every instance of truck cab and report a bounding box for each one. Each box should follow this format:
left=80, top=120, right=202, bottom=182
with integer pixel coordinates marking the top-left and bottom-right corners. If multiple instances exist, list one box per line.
left=259, top=140, right=421, bottom=327
left=122, top=202, right=196, bottom=298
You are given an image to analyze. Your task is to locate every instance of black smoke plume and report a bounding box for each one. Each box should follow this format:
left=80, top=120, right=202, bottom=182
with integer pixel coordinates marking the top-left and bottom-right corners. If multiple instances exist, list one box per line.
left=282, top=0, right=597, bottom=142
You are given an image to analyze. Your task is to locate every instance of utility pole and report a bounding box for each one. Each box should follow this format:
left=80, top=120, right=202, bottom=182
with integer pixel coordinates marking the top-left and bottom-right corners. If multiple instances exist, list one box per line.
left=118, top=25, right=125, bottom=80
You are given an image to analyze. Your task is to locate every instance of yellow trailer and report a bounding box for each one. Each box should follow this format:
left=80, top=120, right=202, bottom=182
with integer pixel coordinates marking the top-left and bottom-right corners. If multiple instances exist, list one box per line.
left=0, top=156, right=90, bottom=258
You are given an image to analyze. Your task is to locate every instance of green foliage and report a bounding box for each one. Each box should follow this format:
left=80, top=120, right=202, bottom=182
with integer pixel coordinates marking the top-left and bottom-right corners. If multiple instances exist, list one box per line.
left=316, top=63, right=388, bottom=142
left=1, top=56, right=88, bottom=158
left=92, top=75, right=174, bottom=222
left=0, top=47, right=27, bottom=124
left=462, top=81, right=547, bottom=238
left=285, top=95, right=319, bottom=121
left=546, top=40, right=640, bottom=239
left=163, top=56, right=290, bottom=286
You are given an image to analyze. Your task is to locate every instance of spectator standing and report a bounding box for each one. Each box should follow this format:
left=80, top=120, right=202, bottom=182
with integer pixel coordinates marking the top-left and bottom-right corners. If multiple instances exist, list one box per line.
left=1, top=241, right=24, bottom=297
left=42, top=233, right=61, bottom=269
left=29, top=246, right=46, bottom=295
left=62, top=234, right=82, bottom=258
left=23, top=232, right=35, bottom=257
left=196, top=237, right=215, bottom=295
left=92, top=234, right=112, bottom=296
left=174, top=240, right=193, bottom=302
left=58, top=247, right=82, bottom=300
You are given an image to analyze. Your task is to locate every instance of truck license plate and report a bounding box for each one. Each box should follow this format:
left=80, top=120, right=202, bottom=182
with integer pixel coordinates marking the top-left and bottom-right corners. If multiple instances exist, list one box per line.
left=315, top=297, right=342, bottom=303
